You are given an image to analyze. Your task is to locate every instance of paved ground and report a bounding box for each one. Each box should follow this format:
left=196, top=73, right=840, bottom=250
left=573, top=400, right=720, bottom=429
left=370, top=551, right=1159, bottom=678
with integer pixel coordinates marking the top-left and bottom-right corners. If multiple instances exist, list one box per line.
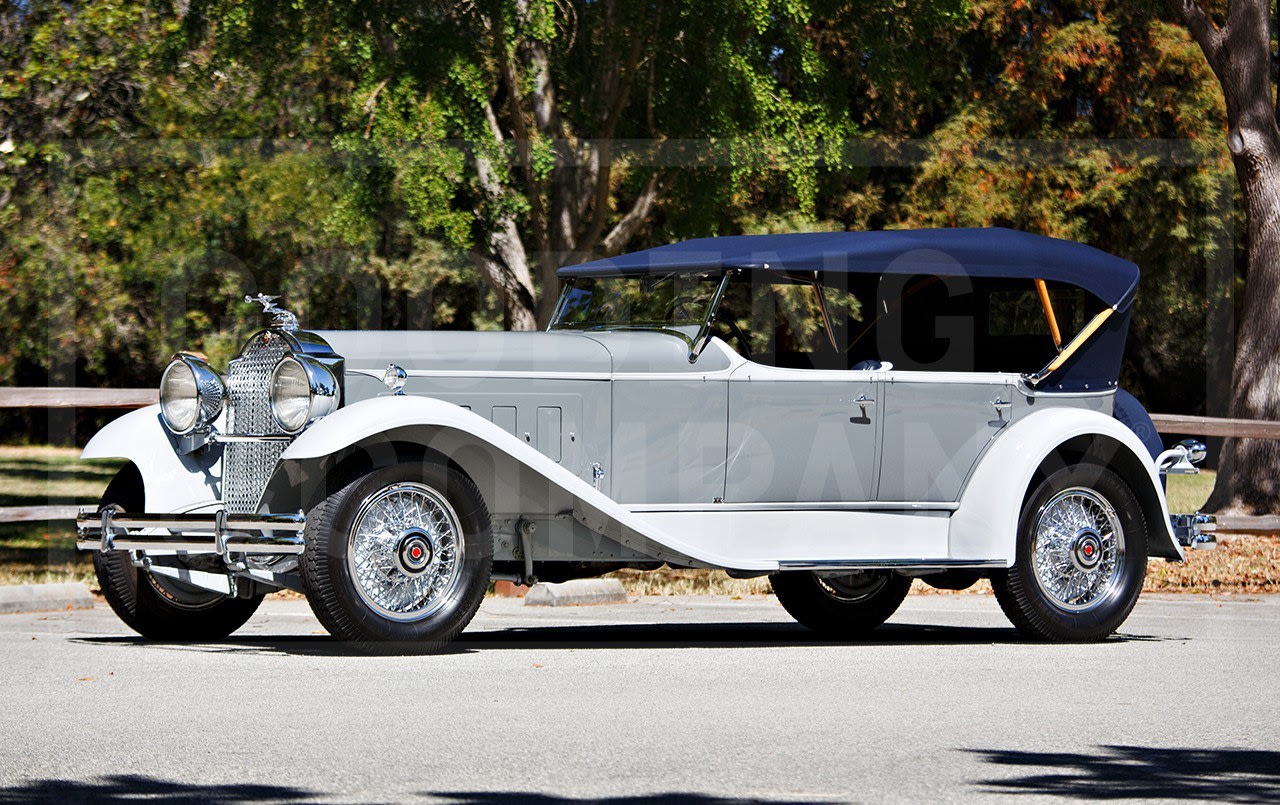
left=1, top=593, right=1278, bottom=803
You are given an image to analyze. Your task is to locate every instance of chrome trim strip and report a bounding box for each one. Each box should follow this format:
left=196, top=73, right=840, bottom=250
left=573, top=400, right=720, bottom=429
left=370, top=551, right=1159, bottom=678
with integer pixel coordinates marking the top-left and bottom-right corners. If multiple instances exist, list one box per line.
left=350, top=368, right=613, bottom=381
left=629, top=501, right=958, bottom=513
left=779, top=559, right=1006, bottom=571
left=210, top=433, right=294, bottom=443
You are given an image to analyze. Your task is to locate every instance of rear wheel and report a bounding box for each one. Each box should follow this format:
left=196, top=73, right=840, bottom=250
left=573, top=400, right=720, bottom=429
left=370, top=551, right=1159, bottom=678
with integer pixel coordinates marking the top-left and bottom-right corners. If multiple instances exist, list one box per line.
left=992, top=464, right=1148, bottom=642
left=93, top=466, right=264, bottom=641
left=299, top=459, right=493, bottom=652
left=771, top=570, right=911, bottom=637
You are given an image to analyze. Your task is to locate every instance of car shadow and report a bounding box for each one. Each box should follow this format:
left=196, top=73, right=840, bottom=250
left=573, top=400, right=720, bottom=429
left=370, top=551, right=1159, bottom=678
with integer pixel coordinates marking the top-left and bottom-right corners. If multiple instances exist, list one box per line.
left=0, top=776, right=820, bottom=804
left=425, top=794, right=821, bottom=804
left=0, top=774, right=318, bottom=804
left=967, top=745, right=1280, bottom=802
left=70, top=621, right=1172, bottom=657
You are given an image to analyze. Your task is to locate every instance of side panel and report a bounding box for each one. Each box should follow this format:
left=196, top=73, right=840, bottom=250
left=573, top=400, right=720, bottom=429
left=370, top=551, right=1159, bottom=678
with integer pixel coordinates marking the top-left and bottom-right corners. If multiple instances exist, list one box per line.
left=878, top=372, right=1014, bottom=502
left=611, top=378, right=728, bottom=505
left=80, top=405, right=222, bottom=512
left=344, top=372, right=609, bottom=493
left=725, top=365, right=880, bottom=503
left=949, top=406, right=1180, bottom=563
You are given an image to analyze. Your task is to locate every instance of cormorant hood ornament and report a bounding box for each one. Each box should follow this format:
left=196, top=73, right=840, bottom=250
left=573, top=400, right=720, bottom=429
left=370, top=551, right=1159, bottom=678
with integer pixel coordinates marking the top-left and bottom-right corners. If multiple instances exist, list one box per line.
left=245, top=294, right=299, bottom=332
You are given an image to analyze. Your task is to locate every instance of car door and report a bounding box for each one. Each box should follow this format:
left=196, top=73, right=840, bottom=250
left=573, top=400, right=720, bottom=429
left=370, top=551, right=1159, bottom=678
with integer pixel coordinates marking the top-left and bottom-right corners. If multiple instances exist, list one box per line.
left=876, top=371, right=1014, bottom=502
left=724, top=363, right=881, bottom=503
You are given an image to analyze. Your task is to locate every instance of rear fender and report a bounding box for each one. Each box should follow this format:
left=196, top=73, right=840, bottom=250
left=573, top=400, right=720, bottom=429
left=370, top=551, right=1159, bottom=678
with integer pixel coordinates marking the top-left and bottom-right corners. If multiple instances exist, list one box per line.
left=951, top=406, right=1181, bottom=564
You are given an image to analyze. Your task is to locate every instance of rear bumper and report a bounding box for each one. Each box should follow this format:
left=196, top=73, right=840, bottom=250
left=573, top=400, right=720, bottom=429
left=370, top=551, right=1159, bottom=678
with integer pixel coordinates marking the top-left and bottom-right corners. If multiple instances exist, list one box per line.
left=76, top=508, right=306, bottom=555
left=1171, top=513, right=1216, bottom=550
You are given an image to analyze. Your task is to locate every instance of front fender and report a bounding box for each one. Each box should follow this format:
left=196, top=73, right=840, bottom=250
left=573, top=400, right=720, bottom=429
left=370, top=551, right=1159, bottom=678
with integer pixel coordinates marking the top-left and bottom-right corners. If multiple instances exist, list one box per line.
left=276, top=395, right=774, bottom=571
left=81, top=405, right=222, bottom=512
left=950, top=406, right=1181, bottom=564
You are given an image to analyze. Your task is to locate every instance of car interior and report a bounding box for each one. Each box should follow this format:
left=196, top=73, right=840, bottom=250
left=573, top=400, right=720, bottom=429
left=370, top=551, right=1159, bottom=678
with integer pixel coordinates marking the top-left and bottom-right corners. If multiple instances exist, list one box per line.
left=713, top=272, right=1104, bottom=375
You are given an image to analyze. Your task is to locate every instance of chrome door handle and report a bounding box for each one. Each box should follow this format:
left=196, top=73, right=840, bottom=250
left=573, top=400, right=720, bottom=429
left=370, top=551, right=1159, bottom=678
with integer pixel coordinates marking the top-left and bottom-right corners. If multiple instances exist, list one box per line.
left=850, top=393, right=876, bottom=423
left=991, top=397, right=1012, bottom=411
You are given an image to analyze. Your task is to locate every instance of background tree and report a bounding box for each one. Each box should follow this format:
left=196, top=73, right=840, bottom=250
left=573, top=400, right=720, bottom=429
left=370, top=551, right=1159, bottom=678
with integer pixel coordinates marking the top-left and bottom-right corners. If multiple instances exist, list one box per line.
left=189, top=0, right=861, bottom=329
left=888, top=1, right=1232, bottom=417
left=1167, top=0, right=1280, bottom=513
left=0, top=0, right=1259, bottom=472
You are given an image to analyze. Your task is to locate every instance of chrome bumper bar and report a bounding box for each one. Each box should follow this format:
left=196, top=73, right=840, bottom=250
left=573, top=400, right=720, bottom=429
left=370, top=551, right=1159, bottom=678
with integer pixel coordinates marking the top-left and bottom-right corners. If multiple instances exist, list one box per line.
left=1172, top=513, right=1217, bottom=550
left=76, top=508, right=306, bottom=555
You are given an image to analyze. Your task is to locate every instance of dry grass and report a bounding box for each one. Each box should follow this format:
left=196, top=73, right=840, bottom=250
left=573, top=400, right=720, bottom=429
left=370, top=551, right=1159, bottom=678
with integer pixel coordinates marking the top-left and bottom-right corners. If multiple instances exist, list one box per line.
left=0, top=445, right=121, bottom=588
left=0, top=446, right=1273, bottom=598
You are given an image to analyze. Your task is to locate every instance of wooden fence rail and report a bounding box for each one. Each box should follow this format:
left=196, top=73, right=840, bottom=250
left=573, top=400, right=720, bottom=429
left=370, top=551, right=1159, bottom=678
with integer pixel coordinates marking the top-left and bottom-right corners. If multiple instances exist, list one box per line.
left=1149, top=413, right=1280, bottom=440
left=0, top=387, right=156, bottom=409
left=2, top=387, right=1280, bottom=533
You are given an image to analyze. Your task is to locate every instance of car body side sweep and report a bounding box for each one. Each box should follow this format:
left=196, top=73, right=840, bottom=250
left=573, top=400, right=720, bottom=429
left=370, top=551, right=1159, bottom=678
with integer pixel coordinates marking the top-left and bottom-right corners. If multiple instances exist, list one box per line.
left=81, top=329, right=1184, bottom=569
left=75, top=228, right=1214, bottom=645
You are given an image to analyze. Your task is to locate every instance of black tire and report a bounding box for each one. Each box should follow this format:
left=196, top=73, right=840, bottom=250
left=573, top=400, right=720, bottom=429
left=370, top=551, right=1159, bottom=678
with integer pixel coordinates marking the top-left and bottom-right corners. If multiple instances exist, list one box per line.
left=992, top=464, right=1148, bottom=642
left=92, top=466, right=264, bottom=641
left=771, top=570, right=911, bottom=637
left=299, top=459, right=493, bottom=652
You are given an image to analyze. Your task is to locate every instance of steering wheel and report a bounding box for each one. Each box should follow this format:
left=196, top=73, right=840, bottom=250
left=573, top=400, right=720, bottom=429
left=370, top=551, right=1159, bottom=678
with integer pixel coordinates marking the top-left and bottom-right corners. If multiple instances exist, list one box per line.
left=664, top=294, right=704, bottom=322
left=713, top=311, right=752, bottom=359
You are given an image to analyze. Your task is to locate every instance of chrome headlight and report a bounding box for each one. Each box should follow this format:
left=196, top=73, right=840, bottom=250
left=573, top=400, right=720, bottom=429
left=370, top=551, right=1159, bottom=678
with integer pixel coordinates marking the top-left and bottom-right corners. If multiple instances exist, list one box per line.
left=269, top=355, right=339, bottom=434
left=159, top=354, right=225, bottom=435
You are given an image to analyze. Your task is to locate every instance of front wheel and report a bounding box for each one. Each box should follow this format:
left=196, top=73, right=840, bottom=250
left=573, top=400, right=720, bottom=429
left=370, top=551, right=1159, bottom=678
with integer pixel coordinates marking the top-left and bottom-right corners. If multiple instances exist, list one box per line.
left=93, top=466, right=263, bottom=641
left=300, top=459, right=493, bottom=652
left=992, top=464, right=1148, bottom=642
left=771, top=570, right=911, bottom=637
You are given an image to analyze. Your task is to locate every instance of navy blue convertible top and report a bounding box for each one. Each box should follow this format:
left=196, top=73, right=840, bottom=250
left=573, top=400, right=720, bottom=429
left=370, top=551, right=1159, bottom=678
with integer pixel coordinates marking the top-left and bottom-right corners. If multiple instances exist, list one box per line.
left=560, top=228, right=1139, bottom=310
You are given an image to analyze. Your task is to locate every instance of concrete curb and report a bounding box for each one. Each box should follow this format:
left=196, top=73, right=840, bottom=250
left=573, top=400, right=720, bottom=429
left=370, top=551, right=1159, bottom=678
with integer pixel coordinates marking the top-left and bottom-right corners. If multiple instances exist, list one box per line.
left=524, top=578, right=629, bottom=607
left=0, top=583, right=96, bottom=615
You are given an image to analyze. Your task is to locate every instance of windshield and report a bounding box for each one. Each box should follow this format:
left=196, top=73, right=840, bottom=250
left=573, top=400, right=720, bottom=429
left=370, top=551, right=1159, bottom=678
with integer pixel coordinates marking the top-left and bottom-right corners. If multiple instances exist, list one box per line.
left=549, top=273, right=724, bottom=331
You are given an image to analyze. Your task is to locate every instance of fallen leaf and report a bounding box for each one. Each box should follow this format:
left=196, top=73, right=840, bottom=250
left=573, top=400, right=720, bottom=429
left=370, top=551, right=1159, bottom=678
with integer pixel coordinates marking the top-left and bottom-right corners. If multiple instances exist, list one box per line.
left=78, top=677, right=94, bottom=682
left=531, top=663, right=543, bottom=669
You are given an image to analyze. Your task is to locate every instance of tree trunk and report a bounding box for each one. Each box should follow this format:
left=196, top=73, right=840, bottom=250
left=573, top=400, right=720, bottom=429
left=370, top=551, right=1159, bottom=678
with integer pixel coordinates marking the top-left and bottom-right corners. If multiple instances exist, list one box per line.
left=1171, top=0, right=1280, bottom=513
left=1204, top=136, right=1280, bottom=513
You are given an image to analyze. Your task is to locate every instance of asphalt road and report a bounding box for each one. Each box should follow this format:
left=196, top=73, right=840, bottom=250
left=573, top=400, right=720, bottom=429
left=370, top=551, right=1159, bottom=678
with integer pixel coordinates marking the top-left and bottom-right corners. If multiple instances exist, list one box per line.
left=1, top=592, right=1278, bottom=804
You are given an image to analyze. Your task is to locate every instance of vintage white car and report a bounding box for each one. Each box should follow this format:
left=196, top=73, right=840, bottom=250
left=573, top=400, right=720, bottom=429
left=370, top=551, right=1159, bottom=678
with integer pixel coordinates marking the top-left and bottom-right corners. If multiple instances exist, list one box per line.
left=77, top=228, right=1213, bottom=649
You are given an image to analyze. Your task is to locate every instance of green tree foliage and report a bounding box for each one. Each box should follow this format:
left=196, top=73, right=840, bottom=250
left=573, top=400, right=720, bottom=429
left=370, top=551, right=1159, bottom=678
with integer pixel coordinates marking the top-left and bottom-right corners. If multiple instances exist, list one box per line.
left=0, top=0, right=1242, bottom=431
left=887, top=1, right=1234, bottom=412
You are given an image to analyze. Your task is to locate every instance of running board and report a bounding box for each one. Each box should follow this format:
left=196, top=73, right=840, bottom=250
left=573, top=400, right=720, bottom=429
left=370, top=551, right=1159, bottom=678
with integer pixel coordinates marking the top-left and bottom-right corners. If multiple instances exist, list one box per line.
left=778, top=559, right=1008, bottom=572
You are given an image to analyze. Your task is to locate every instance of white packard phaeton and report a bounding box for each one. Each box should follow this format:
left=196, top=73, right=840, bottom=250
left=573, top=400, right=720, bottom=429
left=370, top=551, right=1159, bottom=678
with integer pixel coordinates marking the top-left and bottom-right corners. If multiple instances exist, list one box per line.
left=77, top=228, right=1214, bottom=648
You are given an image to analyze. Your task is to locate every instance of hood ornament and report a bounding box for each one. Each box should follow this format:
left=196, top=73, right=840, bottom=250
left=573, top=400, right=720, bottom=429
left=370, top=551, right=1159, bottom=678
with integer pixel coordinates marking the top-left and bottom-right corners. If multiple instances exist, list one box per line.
left=245, top=294, right=299, bottom=332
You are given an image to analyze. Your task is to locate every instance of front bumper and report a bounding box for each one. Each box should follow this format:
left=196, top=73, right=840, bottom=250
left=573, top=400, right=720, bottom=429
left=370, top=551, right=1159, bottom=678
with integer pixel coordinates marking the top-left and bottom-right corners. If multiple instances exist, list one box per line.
left=76, top=508, right=306, bottom=555
left=1172, top=513, right=1217, bottom=550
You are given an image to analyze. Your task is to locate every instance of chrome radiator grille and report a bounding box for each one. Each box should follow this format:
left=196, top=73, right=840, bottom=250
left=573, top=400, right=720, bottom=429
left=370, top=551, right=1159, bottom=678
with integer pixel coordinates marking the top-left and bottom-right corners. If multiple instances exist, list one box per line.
left=223, top=332, right=292, bottom=514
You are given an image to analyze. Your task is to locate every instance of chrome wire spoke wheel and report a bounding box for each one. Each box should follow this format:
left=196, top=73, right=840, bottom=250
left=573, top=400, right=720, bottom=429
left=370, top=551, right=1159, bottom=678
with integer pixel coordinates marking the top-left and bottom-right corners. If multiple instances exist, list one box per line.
left=1030, top=486, right=1125, bottom=613
left=346, top=482, right=465, bottom=622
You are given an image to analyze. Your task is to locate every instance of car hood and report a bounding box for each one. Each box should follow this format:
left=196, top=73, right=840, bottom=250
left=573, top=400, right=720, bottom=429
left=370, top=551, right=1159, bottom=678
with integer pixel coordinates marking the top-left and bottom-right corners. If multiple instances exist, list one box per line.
left=316, top=329, right=733, bottom=377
